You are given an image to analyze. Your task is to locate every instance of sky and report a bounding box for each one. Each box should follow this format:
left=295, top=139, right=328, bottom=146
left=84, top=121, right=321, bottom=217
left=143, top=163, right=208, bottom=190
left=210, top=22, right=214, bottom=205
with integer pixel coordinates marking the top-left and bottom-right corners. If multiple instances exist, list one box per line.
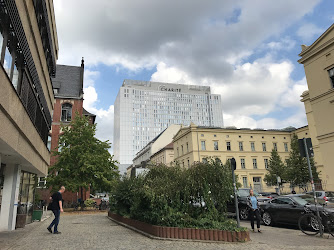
left=53, top=0, right=334, bottom=154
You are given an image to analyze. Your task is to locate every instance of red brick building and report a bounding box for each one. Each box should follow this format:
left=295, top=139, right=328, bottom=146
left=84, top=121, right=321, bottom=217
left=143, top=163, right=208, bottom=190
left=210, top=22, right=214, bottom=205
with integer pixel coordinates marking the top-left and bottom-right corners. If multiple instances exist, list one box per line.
left=37, top=59, right=96, bottom=205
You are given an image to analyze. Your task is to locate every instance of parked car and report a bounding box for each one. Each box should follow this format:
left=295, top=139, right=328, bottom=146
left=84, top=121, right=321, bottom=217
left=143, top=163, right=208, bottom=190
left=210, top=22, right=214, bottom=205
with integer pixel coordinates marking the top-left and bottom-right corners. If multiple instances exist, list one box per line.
left=305, top=191, right=334, bottom=203
left=258, top=192, right=279, bottom=199
left=261, top=194, right=333, bottom=226
left=227, top=188, right=270, bottom=220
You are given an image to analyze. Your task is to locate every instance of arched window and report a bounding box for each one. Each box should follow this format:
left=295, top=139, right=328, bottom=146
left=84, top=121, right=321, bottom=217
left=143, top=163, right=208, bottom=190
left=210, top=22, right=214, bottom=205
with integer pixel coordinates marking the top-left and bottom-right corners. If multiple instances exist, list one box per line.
left=61, top=103, right=72, bottom=122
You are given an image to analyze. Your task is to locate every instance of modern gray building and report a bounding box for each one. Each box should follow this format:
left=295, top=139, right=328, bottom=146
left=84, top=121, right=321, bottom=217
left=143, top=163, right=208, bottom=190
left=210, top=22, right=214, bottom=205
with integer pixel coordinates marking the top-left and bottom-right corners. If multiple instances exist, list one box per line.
left=114, top=80, right=224, bottom=174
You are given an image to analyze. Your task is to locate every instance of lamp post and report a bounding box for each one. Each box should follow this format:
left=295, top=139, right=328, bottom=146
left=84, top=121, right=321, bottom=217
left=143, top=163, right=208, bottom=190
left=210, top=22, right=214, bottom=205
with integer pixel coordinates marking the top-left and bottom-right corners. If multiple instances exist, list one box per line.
left=230, top=158, right=240, bottom=227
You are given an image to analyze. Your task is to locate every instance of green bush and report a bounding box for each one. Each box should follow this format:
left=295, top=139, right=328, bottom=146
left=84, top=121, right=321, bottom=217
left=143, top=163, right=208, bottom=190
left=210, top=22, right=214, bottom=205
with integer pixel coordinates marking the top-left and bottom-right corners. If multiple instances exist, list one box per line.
left=110, top=160, right=246, bottom=232
left=84, top=199, right=96, bottom=207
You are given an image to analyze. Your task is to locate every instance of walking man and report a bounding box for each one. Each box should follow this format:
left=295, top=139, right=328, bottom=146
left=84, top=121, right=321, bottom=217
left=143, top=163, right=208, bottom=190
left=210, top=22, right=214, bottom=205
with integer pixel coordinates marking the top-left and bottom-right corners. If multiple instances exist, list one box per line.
left=47, top=186, right=65, bottom=234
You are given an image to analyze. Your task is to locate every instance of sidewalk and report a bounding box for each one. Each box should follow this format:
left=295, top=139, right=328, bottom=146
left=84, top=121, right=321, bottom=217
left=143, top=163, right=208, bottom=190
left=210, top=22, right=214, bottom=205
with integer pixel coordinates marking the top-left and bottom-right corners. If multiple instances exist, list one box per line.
left=0, top=212, right=333, bottom=250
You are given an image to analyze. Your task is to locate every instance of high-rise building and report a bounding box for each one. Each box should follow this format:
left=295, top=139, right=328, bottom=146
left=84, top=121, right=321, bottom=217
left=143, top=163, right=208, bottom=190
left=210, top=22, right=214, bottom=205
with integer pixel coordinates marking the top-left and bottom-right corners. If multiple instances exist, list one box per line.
left=114, top=80, right=224, bottom=173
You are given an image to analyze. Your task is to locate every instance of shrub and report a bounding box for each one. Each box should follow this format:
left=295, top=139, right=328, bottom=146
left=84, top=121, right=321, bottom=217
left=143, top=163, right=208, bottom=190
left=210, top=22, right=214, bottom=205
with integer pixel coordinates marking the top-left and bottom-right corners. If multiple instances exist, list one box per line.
left=110, top=160, right=246, bottom=231
left=84, top=199, right=96, bottom=207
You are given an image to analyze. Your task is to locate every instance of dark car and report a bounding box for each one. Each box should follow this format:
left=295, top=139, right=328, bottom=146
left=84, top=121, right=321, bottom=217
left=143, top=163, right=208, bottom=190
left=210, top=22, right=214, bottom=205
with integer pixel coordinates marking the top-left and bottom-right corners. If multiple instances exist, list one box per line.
left=261, top=194, right=333, bottom=226
left=227, top=188, right=270, bottom=220
left=258, top=192, right=279, bottom=199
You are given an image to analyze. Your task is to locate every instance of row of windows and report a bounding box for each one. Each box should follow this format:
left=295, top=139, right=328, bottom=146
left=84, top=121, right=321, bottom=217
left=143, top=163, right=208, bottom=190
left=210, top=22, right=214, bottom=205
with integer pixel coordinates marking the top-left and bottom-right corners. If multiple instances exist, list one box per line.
left=199, top=141, right=288, bottom=152
left=201, top=157, right=269, bottom=170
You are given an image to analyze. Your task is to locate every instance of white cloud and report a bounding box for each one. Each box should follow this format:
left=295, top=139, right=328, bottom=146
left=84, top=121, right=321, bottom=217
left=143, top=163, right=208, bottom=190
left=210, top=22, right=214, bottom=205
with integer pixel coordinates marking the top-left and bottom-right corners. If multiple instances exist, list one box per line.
left=54, top=0, right=321, bottom=79
left=151, top=55, right=307, bottom=129
left=297, top=23, right=323, bottom=42
left=82, top=71, right=115, bottom=153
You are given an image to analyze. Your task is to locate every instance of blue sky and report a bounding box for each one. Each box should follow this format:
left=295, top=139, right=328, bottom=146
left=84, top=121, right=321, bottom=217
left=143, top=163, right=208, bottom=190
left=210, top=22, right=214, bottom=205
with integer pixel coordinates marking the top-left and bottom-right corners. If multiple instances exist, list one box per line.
left=54, top=0, right=333, bottom=152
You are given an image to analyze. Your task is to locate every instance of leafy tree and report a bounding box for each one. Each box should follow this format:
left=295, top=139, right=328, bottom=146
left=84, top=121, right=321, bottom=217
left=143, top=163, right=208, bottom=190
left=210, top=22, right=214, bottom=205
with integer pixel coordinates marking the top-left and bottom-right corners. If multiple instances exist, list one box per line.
left=47, top=113, right=119, bottom=205
left=264, top=149, right=286, bottom=187
left=285, top=134, right=319, bottom=191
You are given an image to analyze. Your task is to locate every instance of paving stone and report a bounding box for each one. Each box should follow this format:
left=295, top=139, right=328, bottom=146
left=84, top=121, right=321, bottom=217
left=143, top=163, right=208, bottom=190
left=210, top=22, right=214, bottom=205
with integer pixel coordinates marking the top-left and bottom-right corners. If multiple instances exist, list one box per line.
left=0, top=212, right=333, bottom=250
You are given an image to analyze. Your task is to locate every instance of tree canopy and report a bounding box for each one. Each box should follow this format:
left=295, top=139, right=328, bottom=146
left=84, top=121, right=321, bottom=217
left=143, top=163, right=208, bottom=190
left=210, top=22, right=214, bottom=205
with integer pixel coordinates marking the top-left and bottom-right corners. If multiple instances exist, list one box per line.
left=264, top=149, right=285, bottom=186
left=47, top=113, right=119, bottom=195
left=285, top=134, right=319, bottom=190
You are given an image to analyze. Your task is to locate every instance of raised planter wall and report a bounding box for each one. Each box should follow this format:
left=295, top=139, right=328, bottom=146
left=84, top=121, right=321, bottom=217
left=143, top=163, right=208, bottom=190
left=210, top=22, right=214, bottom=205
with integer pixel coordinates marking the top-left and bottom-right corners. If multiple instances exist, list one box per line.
left=108, top=212, right=250, bottom=242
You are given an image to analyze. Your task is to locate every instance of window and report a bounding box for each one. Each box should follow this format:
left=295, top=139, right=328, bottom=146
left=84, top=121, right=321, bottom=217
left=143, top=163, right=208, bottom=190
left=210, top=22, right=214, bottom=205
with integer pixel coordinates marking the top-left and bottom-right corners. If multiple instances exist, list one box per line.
left=186, top=142, right=189, bottom=152
left=226, top=142, right=231, bottom=151
left=328, top=67, right=334, bottom=88
left=284, top=143, right=288, bottom=152
left=214, top=141, right=218, bottom=150
left=251, top=142, right=255, bottom=151
left=252, top=159, right=257, bottom=169
left=47, top=135, right=51, bottom=151
left=243, top=177, right=248, bottom=188
left=181, top=145, right=184, bottom=155
left=239, top=142, right=243, bottom=151
left=264, top=159, right=269, bottom=169
left=61, top=103, right=72, bottom=122
left=4, top=46, right=12, bottom=77
left=201, top=141, right=206, bottom=150
left=38, top=177, right=46, bottom=188
left=214, top=134, right=217, bottom=137
left=273, top=143, right=277, bottom=151
left=241, top=158, right=245, bottom=169
left=202, top=157, right=208, bottom=163
left=177, top=147, right=179, bottom=157
left=262, top=143, right=266, bottom=152
left=187, top=159, right=190, bottom=167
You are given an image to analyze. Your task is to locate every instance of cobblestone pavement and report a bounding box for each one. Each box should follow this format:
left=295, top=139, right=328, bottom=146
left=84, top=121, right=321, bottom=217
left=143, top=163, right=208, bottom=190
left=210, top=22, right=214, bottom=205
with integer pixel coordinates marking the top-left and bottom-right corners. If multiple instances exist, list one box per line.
left=1, top=212, right=333, bottom=250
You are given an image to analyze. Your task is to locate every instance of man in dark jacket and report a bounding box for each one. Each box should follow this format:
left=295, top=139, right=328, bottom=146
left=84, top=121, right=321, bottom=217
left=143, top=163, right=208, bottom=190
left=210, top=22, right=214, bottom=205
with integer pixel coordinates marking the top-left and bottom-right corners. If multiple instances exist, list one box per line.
left=47, top=186, right=65, bottom=234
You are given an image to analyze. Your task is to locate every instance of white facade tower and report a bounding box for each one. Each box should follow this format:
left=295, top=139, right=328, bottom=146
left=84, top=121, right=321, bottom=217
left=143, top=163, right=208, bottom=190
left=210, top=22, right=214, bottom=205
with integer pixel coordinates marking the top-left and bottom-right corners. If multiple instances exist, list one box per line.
left=114, top=80, right=224, bottom=173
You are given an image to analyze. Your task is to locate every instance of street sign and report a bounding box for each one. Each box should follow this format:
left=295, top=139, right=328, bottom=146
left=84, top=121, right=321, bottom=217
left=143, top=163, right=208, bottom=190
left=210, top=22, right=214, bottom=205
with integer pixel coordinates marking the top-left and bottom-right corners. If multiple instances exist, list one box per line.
left=298, top=138, right=314, bottom=157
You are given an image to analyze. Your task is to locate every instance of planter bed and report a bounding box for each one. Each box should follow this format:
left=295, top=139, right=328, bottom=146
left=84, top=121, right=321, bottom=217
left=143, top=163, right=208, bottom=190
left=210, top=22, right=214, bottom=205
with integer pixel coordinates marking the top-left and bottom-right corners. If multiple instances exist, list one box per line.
left=108, top=212, right=250, bottom=242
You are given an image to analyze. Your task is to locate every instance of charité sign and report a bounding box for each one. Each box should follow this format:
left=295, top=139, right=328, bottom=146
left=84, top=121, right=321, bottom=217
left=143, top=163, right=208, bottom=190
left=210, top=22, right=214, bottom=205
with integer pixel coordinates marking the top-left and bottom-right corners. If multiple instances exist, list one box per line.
left=159, top=85, right=181, bottom=92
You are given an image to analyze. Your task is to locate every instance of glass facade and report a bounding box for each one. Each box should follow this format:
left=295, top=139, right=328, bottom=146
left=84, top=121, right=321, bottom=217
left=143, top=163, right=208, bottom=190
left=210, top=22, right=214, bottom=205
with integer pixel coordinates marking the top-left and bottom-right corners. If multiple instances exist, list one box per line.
left=17, top=171, right=36, bottom=225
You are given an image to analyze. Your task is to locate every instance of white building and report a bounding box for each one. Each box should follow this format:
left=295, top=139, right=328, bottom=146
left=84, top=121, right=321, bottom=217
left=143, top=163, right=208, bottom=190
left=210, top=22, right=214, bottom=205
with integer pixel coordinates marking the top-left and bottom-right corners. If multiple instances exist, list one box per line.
left=114, top=80, right=224, bottom=174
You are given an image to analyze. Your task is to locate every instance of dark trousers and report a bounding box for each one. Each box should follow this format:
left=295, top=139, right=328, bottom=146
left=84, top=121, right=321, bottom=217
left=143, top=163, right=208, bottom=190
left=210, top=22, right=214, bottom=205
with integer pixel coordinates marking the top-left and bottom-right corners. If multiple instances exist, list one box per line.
left=48, top=210, right=60, bottom=232
left=250, top=209, right=261, bottom=229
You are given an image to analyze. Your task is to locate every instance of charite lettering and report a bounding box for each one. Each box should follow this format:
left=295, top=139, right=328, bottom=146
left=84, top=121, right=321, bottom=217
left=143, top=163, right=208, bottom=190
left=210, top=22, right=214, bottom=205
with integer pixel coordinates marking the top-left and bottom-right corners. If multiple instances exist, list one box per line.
left=159, top=85, right=181, bottom=92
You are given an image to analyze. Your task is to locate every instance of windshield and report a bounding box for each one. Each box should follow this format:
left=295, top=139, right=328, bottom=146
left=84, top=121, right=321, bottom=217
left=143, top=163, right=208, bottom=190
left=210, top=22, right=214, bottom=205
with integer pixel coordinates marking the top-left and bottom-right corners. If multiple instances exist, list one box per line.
left=238, top=189, right=259, bottom=197
left=292, top=195, right=325, bottom=205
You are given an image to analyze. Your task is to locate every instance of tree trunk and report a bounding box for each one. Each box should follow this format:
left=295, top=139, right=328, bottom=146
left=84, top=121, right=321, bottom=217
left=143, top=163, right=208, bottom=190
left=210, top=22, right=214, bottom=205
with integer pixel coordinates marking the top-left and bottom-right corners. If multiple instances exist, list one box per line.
left=80, top=187, right=84, bottom=210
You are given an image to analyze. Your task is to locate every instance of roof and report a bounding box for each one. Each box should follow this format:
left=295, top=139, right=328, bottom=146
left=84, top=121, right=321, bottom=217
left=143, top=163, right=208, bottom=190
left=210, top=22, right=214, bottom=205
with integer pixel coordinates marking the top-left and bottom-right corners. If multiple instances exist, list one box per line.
left=83, top=108, right=96, bottom=117
left=151, top=142, right=174, bottom=158
left=52, top=64, right=83, bottom=98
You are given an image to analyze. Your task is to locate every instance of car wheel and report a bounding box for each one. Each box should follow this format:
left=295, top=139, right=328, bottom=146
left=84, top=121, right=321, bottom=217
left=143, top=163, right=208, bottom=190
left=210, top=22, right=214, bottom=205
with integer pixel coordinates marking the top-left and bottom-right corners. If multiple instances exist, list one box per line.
left=239, top=207, right=249, bottom=220
left=262, top=212, right=273, bottom=226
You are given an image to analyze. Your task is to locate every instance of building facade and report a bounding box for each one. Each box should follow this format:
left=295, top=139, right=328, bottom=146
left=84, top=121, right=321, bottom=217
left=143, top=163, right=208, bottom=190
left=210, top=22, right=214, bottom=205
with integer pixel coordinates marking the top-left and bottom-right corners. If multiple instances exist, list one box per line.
left=0, top=0, right=58, bottom=231
left=150, top=142, right=174, bottom=166
left=114, top=80, right=224, bottom=173
left=299, top=23, right=334, bottom=191
left=172, top=124, right=312, bottom=192
left=37, top=61, right=96, bottom=205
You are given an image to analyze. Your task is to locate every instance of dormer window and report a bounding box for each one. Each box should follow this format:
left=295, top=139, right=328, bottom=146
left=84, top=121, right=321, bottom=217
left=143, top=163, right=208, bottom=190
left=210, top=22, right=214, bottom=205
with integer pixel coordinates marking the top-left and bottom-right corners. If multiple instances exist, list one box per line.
left=61, top=103, right=72, bottom=122
left=53, top=88, right=59, bottom=94
left=328, top=67, right=334, bottom=88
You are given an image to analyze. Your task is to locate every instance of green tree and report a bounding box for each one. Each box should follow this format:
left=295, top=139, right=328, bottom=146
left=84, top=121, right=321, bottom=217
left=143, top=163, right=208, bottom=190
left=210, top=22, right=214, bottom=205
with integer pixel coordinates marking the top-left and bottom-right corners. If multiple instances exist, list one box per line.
left=264, top=149, right=285, bottom=187
left=47, top=113, right=119, bottom=205
left=285, top=134, right=319, bottom=191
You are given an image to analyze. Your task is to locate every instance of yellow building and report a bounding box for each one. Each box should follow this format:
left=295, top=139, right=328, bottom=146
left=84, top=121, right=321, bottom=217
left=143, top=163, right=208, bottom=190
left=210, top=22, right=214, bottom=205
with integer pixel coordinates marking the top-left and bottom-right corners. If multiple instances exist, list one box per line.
left=299, top=23, right=334, bottom=191
left=173, top=123, right=312, bottom=192
left=150, top=142, right=174, bottom=165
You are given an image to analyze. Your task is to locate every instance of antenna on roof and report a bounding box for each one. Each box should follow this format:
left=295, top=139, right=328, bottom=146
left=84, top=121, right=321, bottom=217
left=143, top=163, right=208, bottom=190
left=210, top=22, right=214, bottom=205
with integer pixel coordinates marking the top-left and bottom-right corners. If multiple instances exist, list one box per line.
left=81, top=57, right=84, bottom=68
